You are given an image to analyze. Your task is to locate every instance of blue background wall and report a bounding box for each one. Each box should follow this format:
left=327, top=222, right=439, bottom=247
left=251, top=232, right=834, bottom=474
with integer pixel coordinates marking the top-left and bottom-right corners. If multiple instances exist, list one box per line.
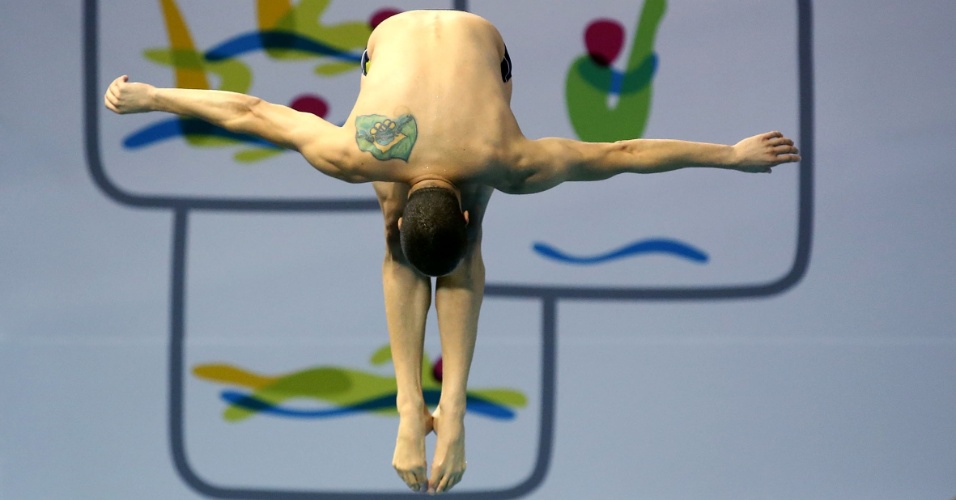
left=1, top=1, right=955, bottom=498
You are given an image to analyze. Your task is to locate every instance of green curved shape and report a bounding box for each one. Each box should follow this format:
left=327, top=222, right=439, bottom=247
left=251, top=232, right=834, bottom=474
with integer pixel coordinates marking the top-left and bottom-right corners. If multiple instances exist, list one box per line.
left=315, top=61, right=362, bottom=76
left=566, top=0, right=667, bottom=142
left=143, top=49, right=252, bottom=93
left=224, top=367, right=400, bottom=421
left=469, top=388, right=528, bottom=408
left=233, top=147, right=283, bottom=163
left=370, top=345, right=438, bottom=388
left=144, top=48, right=204, bottom=72
left=370, top=344, right=393, bottom=366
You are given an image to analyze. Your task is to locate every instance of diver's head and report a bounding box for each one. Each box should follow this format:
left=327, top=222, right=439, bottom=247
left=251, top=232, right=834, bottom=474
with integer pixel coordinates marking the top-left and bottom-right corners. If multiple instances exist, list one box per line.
left=399, top=182, right=469, bottom=277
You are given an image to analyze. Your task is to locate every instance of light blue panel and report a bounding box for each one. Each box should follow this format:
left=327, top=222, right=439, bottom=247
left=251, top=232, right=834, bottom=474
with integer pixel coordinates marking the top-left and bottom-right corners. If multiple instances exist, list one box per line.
left=95, top=0, right=450, bottom=200
left=177, top=213, right=545, bottom=494
left=475, top=0, right=803, bottom=289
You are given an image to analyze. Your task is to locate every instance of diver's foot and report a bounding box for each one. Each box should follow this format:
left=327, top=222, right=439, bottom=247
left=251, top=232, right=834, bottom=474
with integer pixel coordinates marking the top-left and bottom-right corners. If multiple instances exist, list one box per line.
left=428, top=406, right=466, bottom=494
left=393, top=407, right=434, bottom=493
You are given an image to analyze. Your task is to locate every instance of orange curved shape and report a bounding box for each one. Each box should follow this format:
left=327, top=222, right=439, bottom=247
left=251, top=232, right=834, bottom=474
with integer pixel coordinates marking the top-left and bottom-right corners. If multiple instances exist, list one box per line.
left=256, top=0, right=293, bottom=31
left=158, top=0, right=210, bottom=89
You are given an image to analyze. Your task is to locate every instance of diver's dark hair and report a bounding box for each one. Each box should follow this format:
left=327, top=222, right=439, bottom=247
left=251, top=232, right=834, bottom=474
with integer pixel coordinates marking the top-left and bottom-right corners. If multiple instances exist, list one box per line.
left=400, top=187, right=467, bottom=277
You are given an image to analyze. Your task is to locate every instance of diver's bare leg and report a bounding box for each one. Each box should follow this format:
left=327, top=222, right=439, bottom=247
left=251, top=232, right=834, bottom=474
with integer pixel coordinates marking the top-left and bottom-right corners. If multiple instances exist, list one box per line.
left=429, top=237, right=484, bottom=494
left=374, top=182, right=433, bottom=493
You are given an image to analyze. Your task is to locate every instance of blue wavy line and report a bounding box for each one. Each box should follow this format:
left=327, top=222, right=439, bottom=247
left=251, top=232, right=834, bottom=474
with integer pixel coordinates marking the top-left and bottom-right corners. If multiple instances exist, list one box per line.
left=532, top=238, right=708, bottom=265
left=122, top=117, right=279, bottom=149
left=221, top=389, right=516, bottom=420
left=122, top=118, right=182, bottom=148
left=206, top=31, right=363, bottom=62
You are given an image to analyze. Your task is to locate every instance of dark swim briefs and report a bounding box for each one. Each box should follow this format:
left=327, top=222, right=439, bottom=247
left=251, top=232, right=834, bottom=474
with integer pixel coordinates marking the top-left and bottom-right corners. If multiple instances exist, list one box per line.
left=361, top=46, right=513, bottom=83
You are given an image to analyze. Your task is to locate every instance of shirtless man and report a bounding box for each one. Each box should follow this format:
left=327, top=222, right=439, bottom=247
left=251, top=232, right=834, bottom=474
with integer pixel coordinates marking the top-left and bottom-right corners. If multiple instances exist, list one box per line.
left=104, top=9, right=799, bottom=494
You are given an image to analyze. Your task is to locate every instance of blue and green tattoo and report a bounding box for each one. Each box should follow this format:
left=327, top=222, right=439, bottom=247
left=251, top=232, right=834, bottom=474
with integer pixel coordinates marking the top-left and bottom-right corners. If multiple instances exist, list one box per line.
left=355, top=113, right=418, bottom=162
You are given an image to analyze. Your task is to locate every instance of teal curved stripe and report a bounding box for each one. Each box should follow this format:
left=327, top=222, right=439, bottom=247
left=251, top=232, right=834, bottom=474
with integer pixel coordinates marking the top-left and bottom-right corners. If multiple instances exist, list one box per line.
left=533, top=238, right=708, bottom=265
left=577, top=53, right=658, bottom=96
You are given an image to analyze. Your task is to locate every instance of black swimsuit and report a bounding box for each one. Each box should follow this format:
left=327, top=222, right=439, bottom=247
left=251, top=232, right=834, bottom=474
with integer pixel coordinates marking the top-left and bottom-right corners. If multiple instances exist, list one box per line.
left=361, top=46, right=513, bottom=83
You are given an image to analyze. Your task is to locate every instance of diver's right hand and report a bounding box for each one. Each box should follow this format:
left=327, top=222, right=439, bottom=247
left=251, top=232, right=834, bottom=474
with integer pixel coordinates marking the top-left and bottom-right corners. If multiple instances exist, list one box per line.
left=104, top=75, right=156, bottom=114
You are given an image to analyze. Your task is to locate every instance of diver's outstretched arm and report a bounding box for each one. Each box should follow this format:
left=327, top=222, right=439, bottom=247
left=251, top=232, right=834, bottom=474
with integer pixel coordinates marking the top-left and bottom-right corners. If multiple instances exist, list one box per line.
left=502, top=131, right=800, bottom=194
left=103, top=75, right=361, bottom=182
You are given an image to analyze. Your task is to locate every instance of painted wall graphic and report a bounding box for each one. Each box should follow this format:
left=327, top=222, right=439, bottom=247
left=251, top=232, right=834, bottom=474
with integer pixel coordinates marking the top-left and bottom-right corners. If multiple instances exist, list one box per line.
left=193, top=345, right=526, bottom=422
left=2, top=0, right=954, bottom=498
left=565, top=0, right=665, bottom=142
left=124, top=0, right=395, bottom=163
left=477, top=0, right=809, bottom=294
left=87, top=0, right=810, bottom=498
left=541, top=1, right=698, bottom=270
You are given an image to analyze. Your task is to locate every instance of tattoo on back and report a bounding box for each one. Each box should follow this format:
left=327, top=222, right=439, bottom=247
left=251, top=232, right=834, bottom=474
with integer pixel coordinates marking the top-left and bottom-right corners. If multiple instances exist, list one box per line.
left=355, top=113, right=418, bottom=162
